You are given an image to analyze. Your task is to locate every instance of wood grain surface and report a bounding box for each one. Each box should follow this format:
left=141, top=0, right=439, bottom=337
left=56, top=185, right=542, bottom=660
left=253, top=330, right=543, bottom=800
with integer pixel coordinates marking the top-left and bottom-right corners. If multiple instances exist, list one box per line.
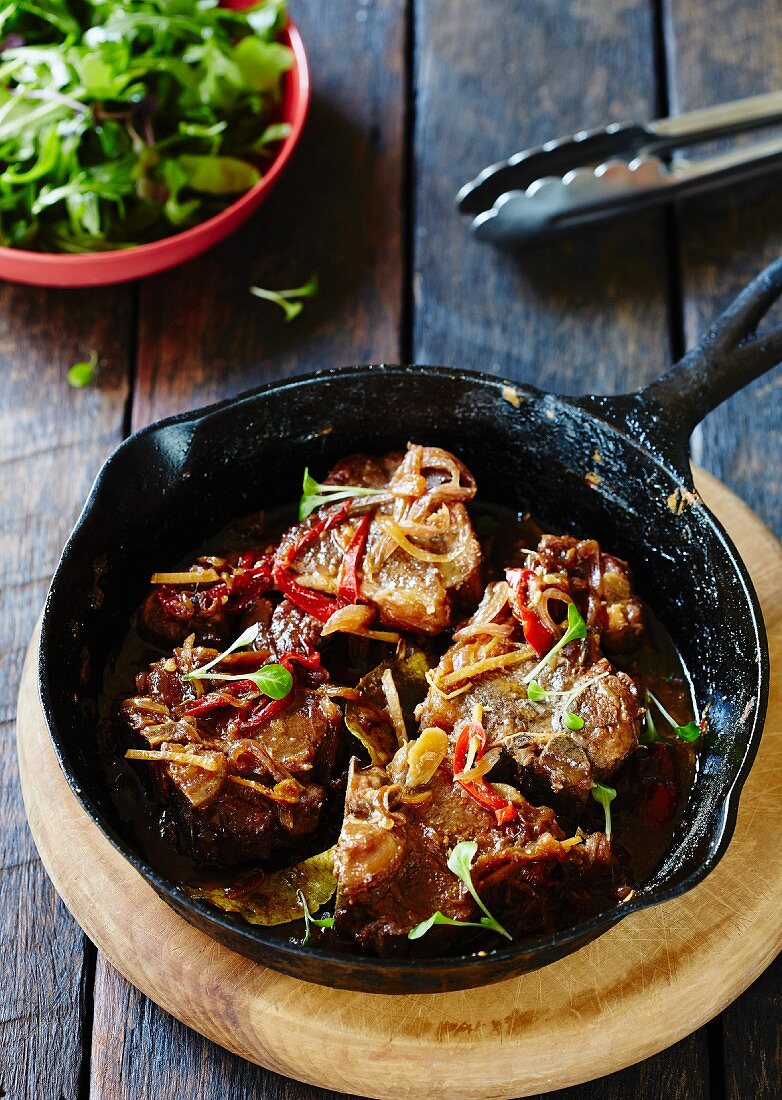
left=2, top=1, right=782, bottom=1098
left=17, top=471, right=782, bottom=1100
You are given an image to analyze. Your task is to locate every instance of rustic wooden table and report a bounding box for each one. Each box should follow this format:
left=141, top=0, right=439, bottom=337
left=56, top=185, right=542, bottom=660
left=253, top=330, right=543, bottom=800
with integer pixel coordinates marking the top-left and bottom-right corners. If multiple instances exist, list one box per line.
left=3, top=2, right=781, bottom=1097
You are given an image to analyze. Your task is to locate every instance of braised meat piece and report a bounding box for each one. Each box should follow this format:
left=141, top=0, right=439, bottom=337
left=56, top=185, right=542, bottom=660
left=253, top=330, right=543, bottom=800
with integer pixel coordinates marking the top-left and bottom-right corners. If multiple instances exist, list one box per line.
left=417, top=579, right=642, bottom=816
left=140, top=550, right=277, bottom=648
left=334, top=742, right=620, bottom=954
left=275, top=444, right=483, bottom=635
left=533, top=534, right=645, bottom=654
left=122, top=634, right=341, bottom=866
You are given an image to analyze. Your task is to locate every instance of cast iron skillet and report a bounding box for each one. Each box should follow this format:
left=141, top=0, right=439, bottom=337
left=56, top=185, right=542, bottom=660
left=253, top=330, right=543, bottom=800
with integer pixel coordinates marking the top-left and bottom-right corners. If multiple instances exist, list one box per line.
left=39, top=259, right=782, bottom=995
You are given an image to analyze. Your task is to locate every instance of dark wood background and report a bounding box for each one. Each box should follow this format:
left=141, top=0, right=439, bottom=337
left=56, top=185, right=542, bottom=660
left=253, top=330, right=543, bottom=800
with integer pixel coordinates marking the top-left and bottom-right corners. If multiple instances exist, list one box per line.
left=3, top=1, right=781, bottom=1097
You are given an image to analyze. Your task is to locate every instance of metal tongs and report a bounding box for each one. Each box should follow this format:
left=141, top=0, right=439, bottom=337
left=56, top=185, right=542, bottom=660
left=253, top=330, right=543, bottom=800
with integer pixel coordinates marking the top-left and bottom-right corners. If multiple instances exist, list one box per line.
left=457, top=91, right=782, bottom=247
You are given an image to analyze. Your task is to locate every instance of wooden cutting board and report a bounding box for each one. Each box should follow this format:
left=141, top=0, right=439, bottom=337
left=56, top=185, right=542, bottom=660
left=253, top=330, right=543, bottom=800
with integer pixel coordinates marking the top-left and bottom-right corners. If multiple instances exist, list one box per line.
left=16, top=468, right=782, bottom=1100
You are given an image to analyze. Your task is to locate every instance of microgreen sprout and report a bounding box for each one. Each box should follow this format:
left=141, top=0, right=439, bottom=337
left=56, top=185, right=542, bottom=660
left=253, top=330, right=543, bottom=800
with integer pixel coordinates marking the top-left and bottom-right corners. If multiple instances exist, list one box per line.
left=298, top=890, right=334, bottom=947
left=591, top=782, right=617, bottom=840
left=249, top=274, right=319, bottom=323
left=564, top=711, right=585, bottom=731
left=67, top=350, right=98, bottom=388
left=298, top=467, right=385, bottom=520
left=527, top=679, right=548, bottom=702
left=522, top=602, right=587, bottom=686
left=197, top=664, right=293, bottom=700
left=408, top=840, right=512, bottom=941
left=183, top=624, right=259, bottom=681
left=642, top=695, right=660, bottom=745
left=647, top=690, right=701, bottom=743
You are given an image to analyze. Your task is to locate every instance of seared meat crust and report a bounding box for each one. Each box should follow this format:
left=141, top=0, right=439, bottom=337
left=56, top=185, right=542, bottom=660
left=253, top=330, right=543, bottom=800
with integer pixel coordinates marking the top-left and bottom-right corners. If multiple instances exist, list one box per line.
left=123, top=630, right=341, bottom=866
left=278, top=443, right=483, bottom=634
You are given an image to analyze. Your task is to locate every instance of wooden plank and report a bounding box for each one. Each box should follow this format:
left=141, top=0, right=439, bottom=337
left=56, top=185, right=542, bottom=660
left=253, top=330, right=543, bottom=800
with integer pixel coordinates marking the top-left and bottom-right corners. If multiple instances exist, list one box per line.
left=412, top=1, right=709, bottom=1096
left=666, top=0, right=782, bottom=536
left=412, top=0, right=674, bottom=396
left=665, top=2, right=782, bottom=1097
left=132, top=0, right=407, bottom=427
left=89, top=956, right=360, bottom=1100
left=0, top=282, right=132, bottom=1099
left=89, top=0, right=408, bottom=1096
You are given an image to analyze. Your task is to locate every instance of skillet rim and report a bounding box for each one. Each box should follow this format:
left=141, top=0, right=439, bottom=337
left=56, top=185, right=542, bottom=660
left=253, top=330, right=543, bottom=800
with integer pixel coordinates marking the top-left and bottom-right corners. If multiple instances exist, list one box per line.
left=37, top=362, right=770, bottom=987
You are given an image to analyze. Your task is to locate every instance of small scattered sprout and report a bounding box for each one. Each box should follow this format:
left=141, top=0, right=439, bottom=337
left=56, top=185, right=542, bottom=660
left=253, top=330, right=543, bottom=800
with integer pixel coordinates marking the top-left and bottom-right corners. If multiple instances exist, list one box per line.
left=522, top=602, right=587, bottom=686
left=67, top=350, right=98, bottom=388
left=527, top=679, right=548, bottom=702
left=408, top=840, right=512, bottom=942
left=183, top=624, right=259, bottom=681
left=642, top=695, right=660, bottom=745
left=564, top=711, right=585, bottom=731
left=199, top=663, right=293, bottom=700
left=298, top=466, right=385, bottom=520
left=249, top=274, right=318, bottom=323
left=647, top=690, right=701, bottom=743
left=591, top=782, right=617, bottom=840
left=298, top=889, right=334, bottom=946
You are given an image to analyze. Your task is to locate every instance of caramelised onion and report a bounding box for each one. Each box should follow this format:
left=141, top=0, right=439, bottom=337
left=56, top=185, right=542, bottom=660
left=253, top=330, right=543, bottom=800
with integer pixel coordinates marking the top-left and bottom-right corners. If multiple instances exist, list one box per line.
left=533, top=588, right=573, bottom=639
left=321, top=602, right=401, bottom=644
left=228, top=775, right=302, bottom=804
left=454, top=745, right=501, bottom=783
left=490, top=782, right=527, bottom=806
left=381, top=668, right=408, bottom=746
left=375, top=516, right=465, bottom=563
left=322, top=603, right=375, bottom=636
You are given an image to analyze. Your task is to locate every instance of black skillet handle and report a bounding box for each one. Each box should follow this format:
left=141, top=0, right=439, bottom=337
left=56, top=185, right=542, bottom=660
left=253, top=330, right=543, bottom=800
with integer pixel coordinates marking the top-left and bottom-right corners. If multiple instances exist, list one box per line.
left=578, top=257, right=782, bottom=480
left=643, top=255, right=782, bottom=438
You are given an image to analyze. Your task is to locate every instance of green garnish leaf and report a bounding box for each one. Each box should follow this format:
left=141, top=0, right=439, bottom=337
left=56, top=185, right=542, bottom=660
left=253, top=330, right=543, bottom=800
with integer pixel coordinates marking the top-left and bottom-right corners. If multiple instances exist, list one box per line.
left=249, top=274, right=318, bottom=324
left=298, top=889, right=335, bottom=947
left=298, top=465, right=385, bottom=520
left=591, top=782, right=617, bottom=841
left=183, top=623, right=260, bottom=681
left=564, top=710, right=585, bottom=731
left=647, top=690, right=701, bottom=744
left=641, top=698, right=660, bottom=745
left=67, top=349, right=98, bottom=388
left=522, top=601, right=588, bottom=686
left=203, top=663, right=293, bottom=700
left=527, top=679, right=548, bottom=702
left=407, top=911, right=488, bottom=940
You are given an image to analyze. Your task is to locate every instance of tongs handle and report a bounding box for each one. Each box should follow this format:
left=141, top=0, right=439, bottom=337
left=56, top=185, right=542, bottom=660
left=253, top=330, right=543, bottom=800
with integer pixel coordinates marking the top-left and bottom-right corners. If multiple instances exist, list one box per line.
left=649, top=89, right=782, bottom=147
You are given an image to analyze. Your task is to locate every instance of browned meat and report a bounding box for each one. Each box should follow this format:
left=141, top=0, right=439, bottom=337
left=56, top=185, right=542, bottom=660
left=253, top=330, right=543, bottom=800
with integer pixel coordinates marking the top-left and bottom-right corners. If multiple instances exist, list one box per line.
left=122, top=635, right=341, bottom=866
left=276, top=444, right=483, bottom=634
left=333, top=744, right=620, bottom=954
left=139, top=551, right=276, bottom=648
left=416, top=581, right=642, bottom=815
left=535, top=535, right=645, bottom=654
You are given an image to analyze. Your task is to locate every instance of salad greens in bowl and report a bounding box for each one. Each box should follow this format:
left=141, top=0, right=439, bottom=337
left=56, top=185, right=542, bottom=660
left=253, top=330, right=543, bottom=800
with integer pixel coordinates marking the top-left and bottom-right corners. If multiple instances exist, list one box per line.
left=0, top=0, right=309, bottom=285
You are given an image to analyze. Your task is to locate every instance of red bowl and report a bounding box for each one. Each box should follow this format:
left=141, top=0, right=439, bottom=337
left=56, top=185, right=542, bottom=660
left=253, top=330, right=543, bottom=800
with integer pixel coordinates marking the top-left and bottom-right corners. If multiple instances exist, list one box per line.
left=0, top=22, right=310, bottom=288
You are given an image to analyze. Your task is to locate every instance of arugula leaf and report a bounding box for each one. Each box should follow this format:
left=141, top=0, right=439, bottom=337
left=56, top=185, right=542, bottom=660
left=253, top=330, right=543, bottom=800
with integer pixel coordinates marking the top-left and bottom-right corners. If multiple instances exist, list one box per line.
left=0, top=0, right=291, bottom=252
left=67, top=349, right=97, bottom=388
left=250, top=274, right=319, bottom=324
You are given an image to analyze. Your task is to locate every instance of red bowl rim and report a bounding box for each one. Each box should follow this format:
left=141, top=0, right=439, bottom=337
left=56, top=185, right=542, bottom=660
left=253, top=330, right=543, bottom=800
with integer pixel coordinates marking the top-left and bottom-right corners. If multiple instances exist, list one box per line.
left=0, top=20, right=310, bottom=271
